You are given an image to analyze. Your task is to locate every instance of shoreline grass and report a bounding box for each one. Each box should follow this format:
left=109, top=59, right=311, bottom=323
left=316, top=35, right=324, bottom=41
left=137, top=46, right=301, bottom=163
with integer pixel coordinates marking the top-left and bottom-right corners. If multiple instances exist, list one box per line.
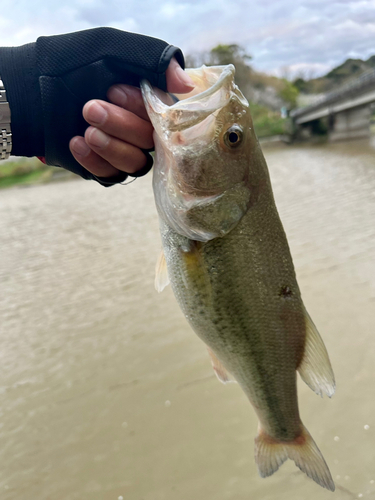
left=0, top=157, right=75, bottom=190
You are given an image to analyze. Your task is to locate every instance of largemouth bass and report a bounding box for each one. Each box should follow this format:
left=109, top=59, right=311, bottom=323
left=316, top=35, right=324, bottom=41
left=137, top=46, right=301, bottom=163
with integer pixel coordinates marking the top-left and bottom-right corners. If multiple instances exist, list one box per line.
left=141, top=65, right=335, bottom=491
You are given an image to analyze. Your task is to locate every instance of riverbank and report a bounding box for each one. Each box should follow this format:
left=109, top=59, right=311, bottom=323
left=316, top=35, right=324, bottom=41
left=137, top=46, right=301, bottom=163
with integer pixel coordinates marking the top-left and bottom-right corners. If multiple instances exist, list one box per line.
left=0, top=157, right=76, bottom=189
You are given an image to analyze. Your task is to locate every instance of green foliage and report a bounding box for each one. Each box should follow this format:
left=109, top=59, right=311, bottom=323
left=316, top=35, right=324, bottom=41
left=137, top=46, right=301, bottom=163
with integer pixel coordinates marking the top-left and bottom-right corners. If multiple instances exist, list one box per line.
left=278, top=80, right=299, bottom=108
left=207, top=44, right=253, bottom=98
left=293, top=77, right=308, bottom=93
left=326, top=58, right=368, bottom=82
left=209, top=44, right=252, bottom=66
left=250, top=102, right=287, bottom=138
left=0, top=158, right=54, bottom=189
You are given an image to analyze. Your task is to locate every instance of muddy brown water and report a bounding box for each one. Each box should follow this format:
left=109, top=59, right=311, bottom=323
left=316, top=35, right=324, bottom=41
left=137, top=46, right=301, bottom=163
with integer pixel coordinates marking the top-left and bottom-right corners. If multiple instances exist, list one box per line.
left=0, top=141, right=374, bottom=500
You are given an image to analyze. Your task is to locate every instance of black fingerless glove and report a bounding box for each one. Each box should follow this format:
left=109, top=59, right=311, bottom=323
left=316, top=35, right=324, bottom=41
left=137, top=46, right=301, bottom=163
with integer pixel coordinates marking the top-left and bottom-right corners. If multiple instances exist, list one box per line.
left=0, top=28, right=184, bottom=185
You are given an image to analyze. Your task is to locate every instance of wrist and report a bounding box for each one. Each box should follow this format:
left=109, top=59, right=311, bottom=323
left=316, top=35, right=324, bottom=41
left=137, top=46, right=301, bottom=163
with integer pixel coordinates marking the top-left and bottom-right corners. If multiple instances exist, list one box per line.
left=0, top=76, right=12, bottom=159
left=0, top=43, right=44, bottom=157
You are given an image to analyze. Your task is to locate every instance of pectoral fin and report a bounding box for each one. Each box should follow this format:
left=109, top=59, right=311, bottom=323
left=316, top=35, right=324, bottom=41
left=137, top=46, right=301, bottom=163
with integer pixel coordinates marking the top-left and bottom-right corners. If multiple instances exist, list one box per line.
left=155, top=250, right=170, bottom=293
left=207, top=347, right=236, bottom=384
left=297, top=309, right=335, bottom=398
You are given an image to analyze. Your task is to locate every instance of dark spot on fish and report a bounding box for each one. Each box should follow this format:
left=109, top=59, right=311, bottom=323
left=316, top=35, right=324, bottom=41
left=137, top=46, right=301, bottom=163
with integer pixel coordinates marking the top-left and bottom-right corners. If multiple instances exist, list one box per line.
left=279, top=286, right=293, bottom=298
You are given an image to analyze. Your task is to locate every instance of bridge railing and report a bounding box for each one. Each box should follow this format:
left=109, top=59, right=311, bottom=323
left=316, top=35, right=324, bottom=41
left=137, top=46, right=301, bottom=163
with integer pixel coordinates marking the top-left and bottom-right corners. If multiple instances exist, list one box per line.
left=291, top=68, right=375, bottom=118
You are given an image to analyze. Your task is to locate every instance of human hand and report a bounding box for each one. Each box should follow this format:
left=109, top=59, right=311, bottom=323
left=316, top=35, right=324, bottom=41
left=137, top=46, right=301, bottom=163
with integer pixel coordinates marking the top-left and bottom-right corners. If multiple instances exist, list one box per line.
left=69, top=57, right=194, bottom=182
left=0, top=28, right=189, bottom=185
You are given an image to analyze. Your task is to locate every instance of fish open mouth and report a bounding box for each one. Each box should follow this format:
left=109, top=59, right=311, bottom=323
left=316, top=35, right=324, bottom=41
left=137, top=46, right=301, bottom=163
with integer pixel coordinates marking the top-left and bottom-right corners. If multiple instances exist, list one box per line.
left=141, top=65, right=247, bottom=134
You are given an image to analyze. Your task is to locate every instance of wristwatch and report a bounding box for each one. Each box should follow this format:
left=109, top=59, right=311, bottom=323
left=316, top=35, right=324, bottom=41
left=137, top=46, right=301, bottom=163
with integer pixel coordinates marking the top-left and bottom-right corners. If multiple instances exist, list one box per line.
left=0, top=76, right=12, bottom=159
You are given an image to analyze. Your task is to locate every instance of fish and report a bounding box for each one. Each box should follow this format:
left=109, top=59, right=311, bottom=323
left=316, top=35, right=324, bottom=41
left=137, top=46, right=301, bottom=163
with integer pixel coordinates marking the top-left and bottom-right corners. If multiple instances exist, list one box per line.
left=141, top=65, right=336, bottom=491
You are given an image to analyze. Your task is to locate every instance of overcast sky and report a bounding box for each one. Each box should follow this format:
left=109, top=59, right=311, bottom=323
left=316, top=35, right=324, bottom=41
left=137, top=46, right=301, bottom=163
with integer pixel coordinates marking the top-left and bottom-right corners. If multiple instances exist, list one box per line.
left=1, top=0, right=375, bottom=77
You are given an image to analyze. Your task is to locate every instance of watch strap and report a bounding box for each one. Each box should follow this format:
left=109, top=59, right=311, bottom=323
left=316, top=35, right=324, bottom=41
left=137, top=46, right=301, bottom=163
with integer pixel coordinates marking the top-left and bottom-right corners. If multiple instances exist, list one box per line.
left=0, top=76, right=12, bottom=159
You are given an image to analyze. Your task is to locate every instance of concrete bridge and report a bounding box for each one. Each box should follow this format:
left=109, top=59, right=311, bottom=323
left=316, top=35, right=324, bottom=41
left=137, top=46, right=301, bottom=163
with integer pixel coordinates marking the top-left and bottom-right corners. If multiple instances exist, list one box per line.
left=291, top=69, right=375, bottom=141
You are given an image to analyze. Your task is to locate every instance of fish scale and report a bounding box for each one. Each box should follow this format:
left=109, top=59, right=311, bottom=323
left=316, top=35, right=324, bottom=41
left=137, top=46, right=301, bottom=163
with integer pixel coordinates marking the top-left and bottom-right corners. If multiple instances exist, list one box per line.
left=164, top=205, right=303, bottom=430
left=142, top=64, right=336, bottom=492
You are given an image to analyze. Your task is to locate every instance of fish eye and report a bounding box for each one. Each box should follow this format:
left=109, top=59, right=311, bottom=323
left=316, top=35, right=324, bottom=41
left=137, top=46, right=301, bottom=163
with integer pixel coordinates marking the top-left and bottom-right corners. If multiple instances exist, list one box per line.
left=224, top=125, right=243, bottom=148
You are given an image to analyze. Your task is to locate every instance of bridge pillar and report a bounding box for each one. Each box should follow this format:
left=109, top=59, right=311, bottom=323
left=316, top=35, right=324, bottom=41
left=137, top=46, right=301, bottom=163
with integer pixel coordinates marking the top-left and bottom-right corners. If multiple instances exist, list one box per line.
left=328, top=104, right=371, bottom=142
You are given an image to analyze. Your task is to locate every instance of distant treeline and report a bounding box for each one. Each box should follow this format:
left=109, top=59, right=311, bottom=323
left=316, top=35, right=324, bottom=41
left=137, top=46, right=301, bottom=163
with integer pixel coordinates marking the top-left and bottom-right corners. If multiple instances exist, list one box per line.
left=294, top=56, right=375, bottom=94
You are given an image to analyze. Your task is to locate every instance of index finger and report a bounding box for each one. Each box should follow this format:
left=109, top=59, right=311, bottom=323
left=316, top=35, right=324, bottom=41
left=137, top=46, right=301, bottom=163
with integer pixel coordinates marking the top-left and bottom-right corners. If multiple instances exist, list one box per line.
left=107, top=84, right=150, bottom=121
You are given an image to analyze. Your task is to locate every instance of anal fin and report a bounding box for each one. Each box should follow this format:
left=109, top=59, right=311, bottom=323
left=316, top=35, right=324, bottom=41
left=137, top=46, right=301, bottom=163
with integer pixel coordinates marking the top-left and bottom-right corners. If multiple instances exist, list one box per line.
left=298, top=309, right=335, bottom=398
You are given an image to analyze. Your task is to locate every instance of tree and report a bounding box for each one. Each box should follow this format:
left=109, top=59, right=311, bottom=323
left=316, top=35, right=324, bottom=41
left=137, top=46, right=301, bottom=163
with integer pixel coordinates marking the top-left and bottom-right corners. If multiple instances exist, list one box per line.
left=206, top=44, right=253, bottom=100
left=279, top=80, right=299, bottom=108
left=209, top=44, right=252, bottom=66
left=293, top=77, right=308, bottom=93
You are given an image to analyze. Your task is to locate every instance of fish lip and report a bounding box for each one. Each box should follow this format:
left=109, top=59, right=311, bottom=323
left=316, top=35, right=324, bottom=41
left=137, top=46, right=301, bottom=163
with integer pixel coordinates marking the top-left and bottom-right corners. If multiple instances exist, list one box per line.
left=141, top=64, right=235, bottom=109
left=167, top=64, right=235, bottom=108
left=141, top=65, right=239, bottom=134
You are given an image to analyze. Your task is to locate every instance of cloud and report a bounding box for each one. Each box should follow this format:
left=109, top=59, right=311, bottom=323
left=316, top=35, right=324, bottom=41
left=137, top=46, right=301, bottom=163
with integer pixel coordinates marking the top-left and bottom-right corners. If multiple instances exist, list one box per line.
left=1, top=0, right=374, bottom=77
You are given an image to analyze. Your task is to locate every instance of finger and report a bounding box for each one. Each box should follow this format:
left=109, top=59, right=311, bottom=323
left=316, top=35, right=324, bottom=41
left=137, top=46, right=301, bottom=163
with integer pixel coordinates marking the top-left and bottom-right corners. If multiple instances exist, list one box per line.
left=84, top=126, right=148, bottom=174
left=166, top=57, right=195, bottom=94
left=69, top=136, right=121, bottom=178
left=107, top=57, right=195, bottom=115
left=107, top=85, right=150, bottom=121
left=83, top=100, right=154, bottom=149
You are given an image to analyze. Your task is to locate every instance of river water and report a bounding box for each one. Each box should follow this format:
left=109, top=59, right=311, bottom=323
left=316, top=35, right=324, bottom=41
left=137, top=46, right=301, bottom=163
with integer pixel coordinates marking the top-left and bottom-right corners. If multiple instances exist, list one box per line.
left=0, top=141, right=374, bottom=500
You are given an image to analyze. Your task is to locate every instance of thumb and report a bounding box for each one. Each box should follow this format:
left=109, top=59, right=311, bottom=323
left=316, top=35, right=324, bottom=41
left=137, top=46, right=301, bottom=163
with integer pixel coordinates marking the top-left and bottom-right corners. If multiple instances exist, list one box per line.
left=166, top=57, right=195, bottom=94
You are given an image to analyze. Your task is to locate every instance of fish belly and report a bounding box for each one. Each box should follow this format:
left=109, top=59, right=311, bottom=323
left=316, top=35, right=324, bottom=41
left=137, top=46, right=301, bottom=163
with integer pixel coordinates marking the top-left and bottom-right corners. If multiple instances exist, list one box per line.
left=160, top=198, right=306, bottom=441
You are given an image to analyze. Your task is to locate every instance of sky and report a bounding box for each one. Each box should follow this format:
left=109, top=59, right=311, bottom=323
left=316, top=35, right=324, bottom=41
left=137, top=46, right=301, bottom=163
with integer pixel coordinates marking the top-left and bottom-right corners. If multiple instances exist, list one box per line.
left=1, top=0, right=375, bottom=78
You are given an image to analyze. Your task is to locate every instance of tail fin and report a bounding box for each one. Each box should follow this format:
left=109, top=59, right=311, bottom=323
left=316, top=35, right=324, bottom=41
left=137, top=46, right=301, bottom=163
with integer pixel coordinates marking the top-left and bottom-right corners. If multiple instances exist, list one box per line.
left=254, top=424, right=335, bottom=492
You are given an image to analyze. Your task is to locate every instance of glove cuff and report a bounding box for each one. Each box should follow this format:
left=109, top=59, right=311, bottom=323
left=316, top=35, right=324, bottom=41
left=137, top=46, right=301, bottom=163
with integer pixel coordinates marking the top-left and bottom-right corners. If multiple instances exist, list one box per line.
left=0, top=43, right=44, bottom=157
